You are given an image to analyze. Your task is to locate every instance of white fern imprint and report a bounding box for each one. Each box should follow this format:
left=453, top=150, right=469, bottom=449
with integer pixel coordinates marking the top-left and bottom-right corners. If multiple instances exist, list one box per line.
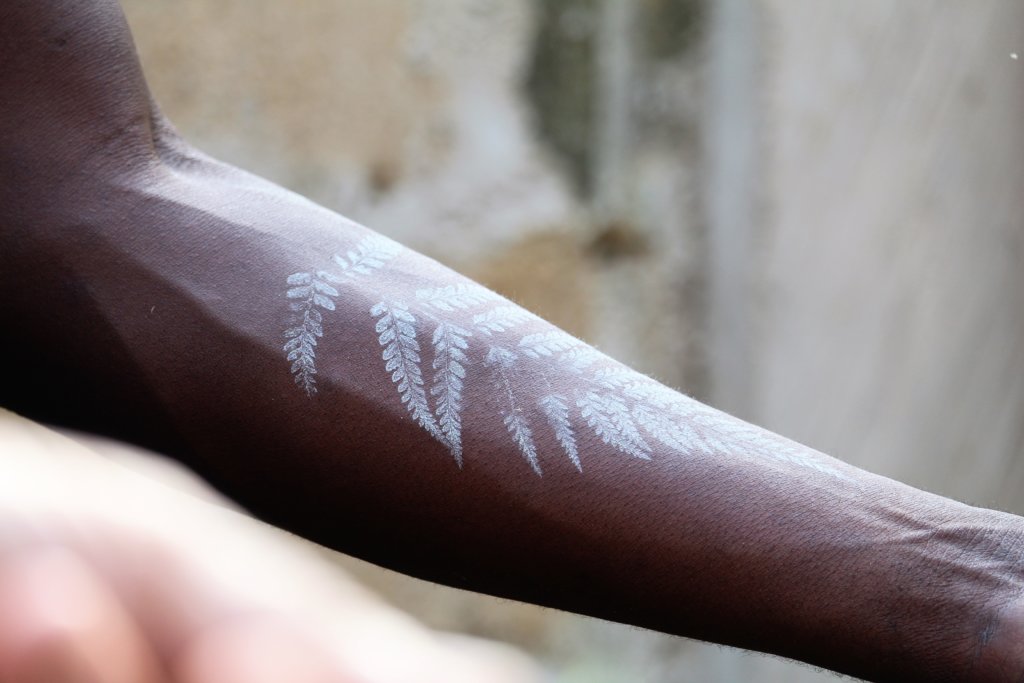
left=560, top=346, right=605, bottom=373
left=431, top=322, right=472, bottom=465
left=282, top=234, right=845, bottom=478
left=283, top=235, right=400, bottom=394
left=472, top=306, right=535, bottom=336
left=330, top=235, right=402, bottom=278
left=486, top=347, right=540, bottom=474
left=371, top=301, right=445, bottom=445
left=519, top=331, right=583, bottom=359
left=593, top=369, right=845, bottom=476
left=577, top=391, right=652, bottom=460
left=283, top=272, right=337, bottom=395
left=631, top=401, right=704, bottom=455
left=539, top=395, right=581, bottom=471
left=416, top=283, right=500, bottom=312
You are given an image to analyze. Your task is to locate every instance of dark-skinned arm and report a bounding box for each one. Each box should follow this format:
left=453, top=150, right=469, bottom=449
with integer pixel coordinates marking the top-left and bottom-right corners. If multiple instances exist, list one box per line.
left=2, top=2, right=1023, bottom=681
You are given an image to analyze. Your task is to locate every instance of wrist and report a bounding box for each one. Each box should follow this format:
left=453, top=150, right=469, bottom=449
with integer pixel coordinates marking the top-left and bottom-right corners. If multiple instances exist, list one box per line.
left=766, top=494, right=1024, bottom=682
left=970, top=581, right=1019, bottom=679
left=907, top=510, right=1024, bottom=683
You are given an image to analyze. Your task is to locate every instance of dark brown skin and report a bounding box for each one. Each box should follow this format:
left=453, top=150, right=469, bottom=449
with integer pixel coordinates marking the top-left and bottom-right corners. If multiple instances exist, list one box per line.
left=2, top=2, right=1023, bottom=681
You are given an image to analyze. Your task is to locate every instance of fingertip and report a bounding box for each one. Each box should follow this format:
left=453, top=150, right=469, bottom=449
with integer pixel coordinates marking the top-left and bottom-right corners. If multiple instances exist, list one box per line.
left=0, top=546, right=168, bottom=683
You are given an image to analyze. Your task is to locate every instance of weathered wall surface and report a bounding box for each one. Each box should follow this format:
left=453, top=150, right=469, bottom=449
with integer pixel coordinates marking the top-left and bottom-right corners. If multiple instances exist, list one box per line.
left=751, top=2, right=1024, bottom=518
left=120, top=0, right=1023, bottom=681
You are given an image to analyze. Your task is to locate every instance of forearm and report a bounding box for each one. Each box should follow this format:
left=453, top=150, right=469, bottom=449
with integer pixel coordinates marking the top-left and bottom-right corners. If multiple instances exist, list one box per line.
left=3, top=160, right=1022, bottom=681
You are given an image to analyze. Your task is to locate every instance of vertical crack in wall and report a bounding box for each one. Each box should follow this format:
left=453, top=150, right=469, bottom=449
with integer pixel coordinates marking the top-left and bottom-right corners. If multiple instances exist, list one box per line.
left=523, top=0, right=705, bottom=200
left=523, top=0, right=712, bottom=399
left=636, top=0, right=705, bottom=61
left=523, top=0, right=600, bottom=198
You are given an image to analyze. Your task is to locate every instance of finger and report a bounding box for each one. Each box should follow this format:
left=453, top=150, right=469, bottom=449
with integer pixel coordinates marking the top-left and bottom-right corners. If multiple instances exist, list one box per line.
left=174, top=616, right=365, bottom=683
left=0, top=546, right=168, bottom=683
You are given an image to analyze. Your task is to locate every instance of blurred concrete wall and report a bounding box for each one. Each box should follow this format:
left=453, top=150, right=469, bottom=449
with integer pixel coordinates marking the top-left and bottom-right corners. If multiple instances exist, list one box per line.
left=122, top=1, right=1023, bottom=681
left=751, top=1, right=1024, bottom=515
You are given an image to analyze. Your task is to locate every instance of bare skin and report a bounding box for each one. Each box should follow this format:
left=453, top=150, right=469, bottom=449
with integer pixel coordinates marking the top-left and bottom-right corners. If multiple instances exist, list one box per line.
left=1, top=1, right=1022, bottom=680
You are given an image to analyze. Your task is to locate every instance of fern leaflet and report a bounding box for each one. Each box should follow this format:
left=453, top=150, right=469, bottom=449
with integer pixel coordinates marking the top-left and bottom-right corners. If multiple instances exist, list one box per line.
left=484, top=346, right=541, bottom=473
left=593, top=367, right=638, bottom=390
left=431, top=322, right=471, bottom=465
left=329, top=234, right=402, bottom=278
left=577, top=391, right=652, bottom=460
left=519, top=331, right=582, bottom=359
left=690, top=408, right=845, bottom=477
left=472, top=306, right=535, bottom=336
left=539, top=395, right=581, bottom=470
left=503, top=411, right=540, bottom=475
left=484, top=345, right=518, bottom=371
left=619, top=374, right=846, bottom=476
left=371, top=301, right=443, bottom=443
left=415, top=283, right=500, bottom=312
left=560, top=346, right=605, bottom=373
left=631, top=402, right=706, bottom=455
left=283, top=271, right=339, bottom=395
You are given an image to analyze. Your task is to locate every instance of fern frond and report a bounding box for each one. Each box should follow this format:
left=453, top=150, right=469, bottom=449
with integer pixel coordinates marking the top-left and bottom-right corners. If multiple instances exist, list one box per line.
left=631, top=402, right=706, bottom=455
left=594, top=371, right=696, bottom=418
left=503, top=411, right=541, bottom=475
left=560, top=346, right=605, bottom=373
left=597, top=371, right=846, bottom=476
left=619, top=375, right=846, bottom=476
left=283, top=270, right=340, bottom=396
left=539, top=395, right=581, bottom=470
left=518, top=331, right=582, bottom=359
left=592, top=366, right=639, bottom=390
left=600, top=374, right=742, bottom=457
left=577, top=391, right=652, bottom=459
left=331, top=235, right=402, bottom=278
left=430, top=322, right=472, bottom=465
left=472, top=306, right=535, bottom=336
left=371, top=301, right=443, bottom=443
left=484, top=345, right=518, bottom=371
left=415, top=283, right=500, bottom=312
left=691, top=408, right=846, bottom=477
left=483, top=346, right=543, bottom=474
